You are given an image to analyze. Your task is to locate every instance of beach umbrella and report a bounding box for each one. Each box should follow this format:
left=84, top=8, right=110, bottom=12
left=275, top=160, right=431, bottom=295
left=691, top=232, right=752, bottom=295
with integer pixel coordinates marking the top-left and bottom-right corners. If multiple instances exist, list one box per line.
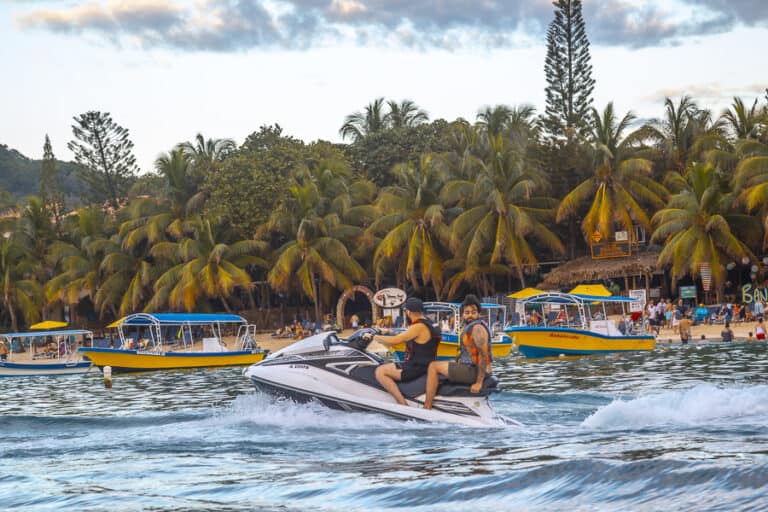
left=29, top=320, right=68, bottom=330
left=569, top=284, right=612, bottom=297
left=508, top=288, right=545, bottom=299
left=106, top=317, right=126, bottom=328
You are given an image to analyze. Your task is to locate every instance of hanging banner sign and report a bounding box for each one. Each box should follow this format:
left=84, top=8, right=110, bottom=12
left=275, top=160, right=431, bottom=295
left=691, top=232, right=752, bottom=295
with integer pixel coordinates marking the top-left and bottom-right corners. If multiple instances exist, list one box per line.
left=742, top=284, right=768, bottom=304
left=372, top=288, right=407, bottom=308
left=679, top=286, right=697, bottom=299
left=700, top=263, right=712, bottom=292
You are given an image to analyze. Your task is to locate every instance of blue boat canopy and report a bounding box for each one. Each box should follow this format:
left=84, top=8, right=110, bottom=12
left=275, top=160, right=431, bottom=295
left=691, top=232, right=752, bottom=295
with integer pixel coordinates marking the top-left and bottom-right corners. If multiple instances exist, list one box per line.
left=119, top=313, right=247, bottom=326
left=521, top=292, right=638, bottom=304
left=0, top=329, right=93, bottom=339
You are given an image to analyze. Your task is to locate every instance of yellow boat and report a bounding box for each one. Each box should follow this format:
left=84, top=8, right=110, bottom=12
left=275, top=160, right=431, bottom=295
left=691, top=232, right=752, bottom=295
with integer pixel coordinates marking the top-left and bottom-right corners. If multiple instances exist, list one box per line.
left=78, top=313, right=267, bottom=373
left=391, top=302, right=513, bottom=361
left=505, top=291, right=655, bottom=358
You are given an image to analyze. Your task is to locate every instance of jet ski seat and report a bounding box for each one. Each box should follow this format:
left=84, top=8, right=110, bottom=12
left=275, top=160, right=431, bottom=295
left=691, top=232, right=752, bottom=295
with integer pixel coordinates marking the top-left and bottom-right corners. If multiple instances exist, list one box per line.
left=349, top=364, right=499, bottom=399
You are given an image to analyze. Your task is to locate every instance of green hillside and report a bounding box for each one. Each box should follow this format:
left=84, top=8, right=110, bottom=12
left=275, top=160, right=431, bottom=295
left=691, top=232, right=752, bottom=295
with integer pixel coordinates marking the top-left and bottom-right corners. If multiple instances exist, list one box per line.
left=0, top=143, right=83, bottom=203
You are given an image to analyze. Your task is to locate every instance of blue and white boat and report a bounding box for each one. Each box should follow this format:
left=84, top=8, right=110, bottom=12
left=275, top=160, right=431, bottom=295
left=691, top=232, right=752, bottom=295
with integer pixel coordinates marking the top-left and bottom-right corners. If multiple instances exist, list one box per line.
left=0, top=329, right=94, bottom=377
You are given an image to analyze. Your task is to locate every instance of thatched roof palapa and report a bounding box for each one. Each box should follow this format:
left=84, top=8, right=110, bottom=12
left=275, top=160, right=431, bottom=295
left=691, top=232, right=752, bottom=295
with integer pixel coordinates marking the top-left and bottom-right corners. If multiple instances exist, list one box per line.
left=540, top=251, right=661, bottom=288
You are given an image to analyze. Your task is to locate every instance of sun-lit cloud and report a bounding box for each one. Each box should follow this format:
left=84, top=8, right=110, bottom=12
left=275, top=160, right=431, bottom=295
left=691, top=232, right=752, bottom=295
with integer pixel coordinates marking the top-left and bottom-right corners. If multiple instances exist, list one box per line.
left=642, top=82, right=768, bottom=104
left=11, top=0, right=768, bottom=52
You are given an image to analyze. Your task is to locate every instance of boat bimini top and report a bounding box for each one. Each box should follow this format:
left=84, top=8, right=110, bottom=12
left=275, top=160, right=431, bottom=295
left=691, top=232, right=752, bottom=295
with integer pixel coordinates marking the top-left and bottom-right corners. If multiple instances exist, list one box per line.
left=114, top=313, right=256, bottom=352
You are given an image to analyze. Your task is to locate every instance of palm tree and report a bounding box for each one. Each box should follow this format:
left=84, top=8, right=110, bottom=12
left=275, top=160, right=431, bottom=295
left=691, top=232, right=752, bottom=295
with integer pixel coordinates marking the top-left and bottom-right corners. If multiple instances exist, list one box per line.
left=366, top=154, right=450, bottom=297
left=733, top=139, right=768, bottom=248
left=476, top=105, right=513, bottom=138
left=149, top=218, right=268, bottom=312
left=652, top=163, right=757, bottom=296
left=385, top=100, right=429, bottom=128
left=444, top=134, right=564, bottom=291
left=178, top=133, right=236, bottom=179
left=339, top=98, right=387, bottom=142
left=267, top=164, right=367, bottom=320
left=722, top=97, right=763, bottom=140
left=0, top=219, right=43, bottom=331
left=558, top=102, right=668, bottom=240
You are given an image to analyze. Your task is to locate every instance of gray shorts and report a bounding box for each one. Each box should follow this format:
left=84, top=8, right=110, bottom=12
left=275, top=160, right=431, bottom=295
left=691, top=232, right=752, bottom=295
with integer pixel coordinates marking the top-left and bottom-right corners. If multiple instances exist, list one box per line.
left=448, top=362, right=478, bottom=384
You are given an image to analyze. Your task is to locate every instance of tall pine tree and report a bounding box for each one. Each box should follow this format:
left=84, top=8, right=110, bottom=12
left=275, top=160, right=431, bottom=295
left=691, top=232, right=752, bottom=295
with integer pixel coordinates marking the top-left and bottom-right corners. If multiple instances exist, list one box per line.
left=40, top=135, right=65, bottom=233
left=543, top=0, right=595, bottom=142
left=68, top=111, right=138, bottom=209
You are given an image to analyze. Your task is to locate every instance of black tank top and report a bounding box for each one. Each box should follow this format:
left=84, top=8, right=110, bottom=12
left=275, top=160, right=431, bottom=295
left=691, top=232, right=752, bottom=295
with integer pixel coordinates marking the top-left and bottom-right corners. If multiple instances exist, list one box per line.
left=405, top=318, right=441, bottom=365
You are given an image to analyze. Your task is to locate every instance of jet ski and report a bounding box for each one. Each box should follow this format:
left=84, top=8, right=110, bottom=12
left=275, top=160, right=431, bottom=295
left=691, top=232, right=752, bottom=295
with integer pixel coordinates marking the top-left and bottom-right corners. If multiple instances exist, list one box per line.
left=243, top=328, right=509, bottom=427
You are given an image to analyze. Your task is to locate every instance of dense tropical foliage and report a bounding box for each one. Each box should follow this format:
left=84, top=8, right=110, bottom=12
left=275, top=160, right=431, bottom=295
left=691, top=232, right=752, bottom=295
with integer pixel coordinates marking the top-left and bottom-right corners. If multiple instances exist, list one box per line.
left=0, top=89, right=766, bottom=328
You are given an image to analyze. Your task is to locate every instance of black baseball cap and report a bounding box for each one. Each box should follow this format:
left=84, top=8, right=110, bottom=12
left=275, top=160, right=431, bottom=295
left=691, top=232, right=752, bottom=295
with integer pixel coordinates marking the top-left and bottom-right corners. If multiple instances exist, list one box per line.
left=403, top=297, right=424, bottom=313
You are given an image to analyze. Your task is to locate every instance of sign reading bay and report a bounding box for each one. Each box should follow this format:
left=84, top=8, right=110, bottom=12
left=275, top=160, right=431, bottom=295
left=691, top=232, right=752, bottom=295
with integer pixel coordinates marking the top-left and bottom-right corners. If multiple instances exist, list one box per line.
left=373, top=288, right=407, bottom=308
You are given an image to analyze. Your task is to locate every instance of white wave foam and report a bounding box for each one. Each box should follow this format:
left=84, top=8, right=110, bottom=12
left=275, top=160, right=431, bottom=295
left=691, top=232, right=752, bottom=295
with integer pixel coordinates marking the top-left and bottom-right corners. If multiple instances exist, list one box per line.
left=205, top=392, right=424, bottom=430
left=582, top=384, right=768, bottom=429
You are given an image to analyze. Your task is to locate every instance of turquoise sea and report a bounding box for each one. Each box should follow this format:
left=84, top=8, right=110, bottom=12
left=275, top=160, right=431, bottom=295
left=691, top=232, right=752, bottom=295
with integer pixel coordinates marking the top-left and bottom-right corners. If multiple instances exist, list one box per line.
left=2, top=342, right=767, bottom=511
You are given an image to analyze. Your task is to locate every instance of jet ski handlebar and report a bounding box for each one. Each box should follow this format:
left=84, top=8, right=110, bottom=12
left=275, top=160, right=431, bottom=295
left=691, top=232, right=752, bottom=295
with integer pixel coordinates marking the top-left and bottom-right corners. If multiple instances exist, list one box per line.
left=344, top=327, right=381, bottom=351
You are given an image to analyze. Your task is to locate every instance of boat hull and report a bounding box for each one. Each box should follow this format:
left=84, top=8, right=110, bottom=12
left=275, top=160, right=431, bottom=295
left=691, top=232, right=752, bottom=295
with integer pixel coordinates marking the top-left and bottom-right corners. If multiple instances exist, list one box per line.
left=78, top=347, right=267, bottom=373
left=506, top=327, right=655, bottom=358
left=0, top=360, right=93, bottom=377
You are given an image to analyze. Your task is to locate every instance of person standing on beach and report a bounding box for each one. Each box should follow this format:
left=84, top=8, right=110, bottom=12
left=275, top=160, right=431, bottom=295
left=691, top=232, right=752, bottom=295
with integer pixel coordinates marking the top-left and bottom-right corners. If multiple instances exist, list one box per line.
left=754, top=300, right=765, bottom=320
left=364, top=297, right=440, bottom=406
left=756, top=317, right=766, bottom=341
left=423, top=295, right=492, bottom=410
left=679, top=314, right=692, bottom=344
left=720, top=321, right=734, bottom=342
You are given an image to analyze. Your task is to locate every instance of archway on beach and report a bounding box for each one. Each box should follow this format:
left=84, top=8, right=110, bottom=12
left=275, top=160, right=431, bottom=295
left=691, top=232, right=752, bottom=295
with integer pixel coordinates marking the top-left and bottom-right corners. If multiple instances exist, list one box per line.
left=336, top=286, right=378, bottom=329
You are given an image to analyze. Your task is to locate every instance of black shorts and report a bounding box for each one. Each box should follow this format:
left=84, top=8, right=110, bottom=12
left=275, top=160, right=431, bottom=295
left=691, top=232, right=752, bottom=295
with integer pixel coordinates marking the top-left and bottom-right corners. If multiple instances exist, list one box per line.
left=448, top=362, right=478, bottom=384
left=396, top=362, right=429, bottom=382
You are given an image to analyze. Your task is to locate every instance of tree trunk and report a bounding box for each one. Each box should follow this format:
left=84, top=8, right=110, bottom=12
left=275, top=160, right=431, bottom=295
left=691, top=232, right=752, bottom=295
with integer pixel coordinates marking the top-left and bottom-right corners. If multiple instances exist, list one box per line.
left=8, top=299, right=18, bottom=333
left=312, top=274, right=321, bottom=323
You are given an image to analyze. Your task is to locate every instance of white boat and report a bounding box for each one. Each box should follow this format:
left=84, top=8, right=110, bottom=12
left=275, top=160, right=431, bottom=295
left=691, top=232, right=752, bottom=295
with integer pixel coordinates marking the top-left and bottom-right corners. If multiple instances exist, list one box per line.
left=0, top=329, right=94, bottom=377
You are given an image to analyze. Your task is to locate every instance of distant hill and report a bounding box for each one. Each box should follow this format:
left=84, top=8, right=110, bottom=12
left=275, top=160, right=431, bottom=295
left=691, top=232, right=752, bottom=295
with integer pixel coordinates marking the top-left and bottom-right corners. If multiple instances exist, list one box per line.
left=0, top=143, right=83, bottom=204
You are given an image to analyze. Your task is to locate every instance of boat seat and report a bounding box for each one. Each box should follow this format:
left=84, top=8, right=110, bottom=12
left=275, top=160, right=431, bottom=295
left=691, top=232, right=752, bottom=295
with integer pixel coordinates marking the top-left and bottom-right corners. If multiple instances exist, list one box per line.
left=349, top=365, right=498, bottom=399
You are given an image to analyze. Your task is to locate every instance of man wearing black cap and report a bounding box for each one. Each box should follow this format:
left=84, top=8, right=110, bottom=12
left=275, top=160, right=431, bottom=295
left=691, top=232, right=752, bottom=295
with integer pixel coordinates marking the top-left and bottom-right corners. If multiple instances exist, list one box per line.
left=423, top=294, right=491, bottom=409
left=364, top=297, right=441, bottom=406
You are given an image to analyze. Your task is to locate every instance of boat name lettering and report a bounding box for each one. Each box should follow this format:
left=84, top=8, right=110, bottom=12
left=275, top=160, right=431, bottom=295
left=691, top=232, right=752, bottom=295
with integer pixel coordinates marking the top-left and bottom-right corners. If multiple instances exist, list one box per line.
left=137, top=350, right=164, bottom=356
left=549, top=333, right=579, bottom=340
left=290, top=364, right=309, bottom=369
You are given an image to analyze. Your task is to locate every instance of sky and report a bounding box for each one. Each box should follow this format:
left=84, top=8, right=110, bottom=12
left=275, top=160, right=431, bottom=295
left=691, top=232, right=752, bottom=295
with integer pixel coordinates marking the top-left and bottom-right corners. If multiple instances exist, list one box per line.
left=1, top=0, right=767, bottom=173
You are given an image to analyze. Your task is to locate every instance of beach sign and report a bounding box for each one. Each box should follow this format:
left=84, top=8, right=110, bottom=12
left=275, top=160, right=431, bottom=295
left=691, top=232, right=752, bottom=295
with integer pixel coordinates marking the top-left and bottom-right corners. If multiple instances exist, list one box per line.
left=629, top=289, right=646, bottom=312
left=373, top=288, right=407, bottom=308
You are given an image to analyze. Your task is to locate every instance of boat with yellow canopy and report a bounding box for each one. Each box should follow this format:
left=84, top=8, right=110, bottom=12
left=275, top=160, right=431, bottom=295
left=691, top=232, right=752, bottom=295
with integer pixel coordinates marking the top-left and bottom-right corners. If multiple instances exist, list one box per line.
left=505, top=291, right=655, bottom=358
left=78, top=313, right=267, bottom=373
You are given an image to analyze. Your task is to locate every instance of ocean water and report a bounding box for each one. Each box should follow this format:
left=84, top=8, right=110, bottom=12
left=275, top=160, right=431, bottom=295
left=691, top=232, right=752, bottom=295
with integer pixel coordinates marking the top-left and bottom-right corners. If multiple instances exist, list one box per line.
left=1, top=341, right=767, bottom=511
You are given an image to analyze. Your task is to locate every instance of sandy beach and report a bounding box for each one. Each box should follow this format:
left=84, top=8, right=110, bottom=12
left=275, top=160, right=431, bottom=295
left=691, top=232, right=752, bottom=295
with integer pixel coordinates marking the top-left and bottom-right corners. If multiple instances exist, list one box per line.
left=253, top=319, right=766, bottom=354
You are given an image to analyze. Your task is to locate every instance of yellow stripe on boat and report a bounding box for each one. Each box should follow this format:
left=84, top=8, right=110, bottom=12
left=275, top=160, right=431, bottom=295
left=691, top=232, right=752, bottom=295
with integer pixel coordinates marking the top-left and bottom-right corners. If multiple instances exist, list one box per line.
left=391, top=340, right=513, bottom=360
left=78, top=348, right=266, bottom=372
left=507, top=327, right=655, bottom=358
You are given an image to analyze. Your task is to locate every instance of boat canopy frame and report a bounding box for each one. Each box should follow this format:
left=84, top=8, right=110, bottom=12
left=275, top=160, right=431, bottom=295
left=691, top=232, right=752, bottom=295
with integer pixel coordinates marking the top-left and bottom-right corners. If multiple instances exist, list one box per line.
left=517, top=292, right=645, bottom=334
left=421, top=302, right=508, bottom=339
left=0, top=329, right=94, bottom=362
left=115, top=313, right=248, bottom=351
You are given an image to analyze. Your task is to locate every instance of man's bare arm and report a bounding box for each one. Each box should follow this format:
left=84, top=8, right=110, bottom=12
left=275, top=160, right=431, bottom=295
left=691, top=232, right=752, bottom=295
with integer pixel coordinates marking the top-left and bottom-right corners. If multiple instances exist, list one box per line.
left=372, top=324, right=427, bottom=346
left=471, top=324, right=490, bottom=390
